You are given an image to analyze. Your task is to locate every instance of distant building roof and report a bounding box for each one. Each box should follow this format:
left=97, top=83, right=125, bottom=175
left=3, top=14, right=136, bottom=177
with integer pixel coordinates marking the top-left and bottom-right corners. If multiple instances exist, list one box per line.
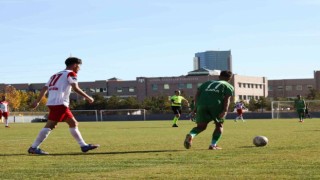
left=187, top=68, right=221, bottom=76
left=108, top=77, right=122, bottom=81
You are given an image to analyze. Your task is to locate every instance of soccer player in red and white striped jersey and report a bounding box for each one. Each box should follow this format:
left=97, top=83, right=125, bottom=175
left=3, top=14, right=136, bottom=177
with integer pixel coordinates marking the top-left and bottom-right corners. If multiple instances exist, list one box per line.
left=28, top=57, right=99, bottom=155
left=234, top=101, right=246, bottom=122
left=0, top=96, right=10, bottom=128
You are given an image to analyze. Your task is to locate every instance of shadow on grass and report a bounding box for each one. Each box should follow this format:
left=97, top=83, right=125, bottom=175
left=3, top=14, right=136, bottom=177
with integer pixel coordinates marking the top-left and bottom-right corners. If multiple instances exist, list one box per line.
left=239, top=146, right=256, bottom=148
left=50, top=149, right=184, bottom=156
left=0, top=149, right=184, bottom=157
left=117, top=127, right=172, bottom=130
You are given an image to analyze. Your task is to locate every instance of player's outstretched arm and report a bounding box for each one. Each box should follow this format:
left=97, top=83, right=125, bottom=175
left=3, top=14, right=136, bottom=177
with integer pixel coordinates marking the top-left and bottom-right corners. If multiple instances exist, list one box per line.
left=30, top=86, right=48, bottom=109
left=71, top=83, right=94, bottom=103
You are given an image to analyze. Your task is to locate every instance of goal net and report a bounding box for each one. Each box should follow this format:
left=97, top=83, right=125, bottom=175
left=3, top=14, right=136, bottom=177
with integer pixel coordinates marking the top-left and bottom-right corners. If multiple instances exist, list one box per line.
left=100, top=109, right=146, bottom=121
left=71, top=110, right=99, bottom=122
left=271, top=100, right=320, bottom=119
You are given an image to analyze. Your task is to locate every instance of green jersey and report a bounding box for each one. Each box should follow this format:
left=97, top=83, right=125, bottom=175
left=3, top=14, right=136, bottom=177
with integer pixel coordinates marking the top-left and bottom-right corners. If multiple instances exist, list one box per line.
left=294, top=99, right=306, bottom=109
left=196, top=80, right=234, bottom=107
left=170, top=95, right=186, bottom=107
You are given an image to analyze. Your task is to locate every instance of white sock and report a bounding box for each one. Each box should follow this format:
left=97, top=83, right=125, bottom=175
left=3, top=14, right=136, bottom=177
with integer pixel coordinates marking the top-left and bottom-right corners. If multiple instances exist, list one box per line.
left=69, top=127, right=87, bottom=147
left=31, top=128, right=52, bottom=148
left=5, top=119, right=9, bottom=126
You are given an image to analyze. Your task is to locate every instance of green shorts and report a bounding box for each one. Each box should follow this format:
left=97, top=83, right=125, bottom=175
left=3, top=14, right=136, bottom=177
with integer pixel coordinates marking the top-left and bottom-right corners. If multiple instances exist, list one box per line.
left=196, top=105, right=224, bottom=124
left=296, top=109, right=305, bottom=115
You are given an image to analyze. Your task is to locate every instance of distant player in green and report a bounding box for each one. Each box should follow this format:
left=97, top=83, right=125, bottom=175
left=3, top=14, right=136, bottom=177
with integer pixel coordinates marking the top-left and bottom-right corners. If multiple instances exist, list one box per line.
left=184, top=71, right=234, bottom=150
left=170, top=90, right=189, bottom=127
left=188, top=99, right=196, bottom=122
left=294, top=94, right=306, bottom=122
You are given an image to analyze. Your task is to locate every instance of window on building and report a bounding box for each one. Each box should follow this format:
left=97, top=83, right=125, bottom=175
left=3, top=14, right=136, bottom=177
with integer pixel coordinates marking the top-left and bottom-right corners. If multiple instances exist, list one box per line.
left=197, top=83, right=202, bottom=87
left=247, top=84, right=250, bottom=88
left=268, top=86, right=273, bottom=91
left=251, top=84, right=254, bottom=88
left=255, top=84, right=258, bottom=88
left=259, top=84, right=262, bottom=89
left=152, top=84, right=158, bottom=91
left=285, top=86, right=292, bottom=91
left=186, top=83, right=192, bottom=89
left=129, top=87, right=135, bottom=92
left=277, top=86, right=283, bottom=91
left=90, top=88, right=95, bottom=93
left=243, top=83, right=246, bottom=88
left=117, top=88, right=122, bottom=93
left=239, top=95, right=243, bottom=100
left=296, top=85, right=302, bottom=91
left=96, top=88, right=107, bottom=93
left=307, top=85, right=313, bottom=89
left=238, top=83, right=242, bottom=88
left=243, top=95, right=247, bottom=100
left=178, top=83, right=185, bottom=89
left=164, top=84, right=170, bottom=90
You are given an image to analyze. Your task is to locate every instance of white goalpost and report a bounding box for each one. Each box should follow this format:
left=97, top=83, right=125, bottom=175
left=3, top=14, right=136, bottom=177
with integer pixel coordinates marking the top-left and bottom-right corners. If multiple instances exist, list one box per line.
left=271, top=100, right=320, bottom=119
left=100, top=109, right=146, bottom=121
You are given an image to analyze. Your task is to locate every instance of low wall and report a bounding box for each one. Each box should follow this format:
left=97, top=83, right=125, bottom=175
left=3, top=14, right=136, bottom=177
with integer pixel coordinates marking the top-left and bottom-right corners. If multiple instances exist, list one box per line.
left=4, top=112, right=320, bottom=123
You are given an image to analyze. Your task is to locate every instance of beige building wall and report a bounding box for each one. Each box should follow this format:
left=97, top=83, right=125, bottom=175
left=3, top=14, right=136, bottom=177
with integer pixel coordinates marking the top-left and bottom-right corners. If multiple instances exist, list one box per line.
left=233, top=75, right=268, bottom=102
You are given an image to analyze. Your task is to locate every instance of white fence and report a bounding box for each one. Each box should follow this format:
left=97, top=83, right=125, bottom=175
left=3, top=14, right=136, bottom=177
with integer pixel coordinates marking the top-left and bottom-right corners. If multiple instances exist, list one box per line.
left=4, top=109, right=146, bottom=123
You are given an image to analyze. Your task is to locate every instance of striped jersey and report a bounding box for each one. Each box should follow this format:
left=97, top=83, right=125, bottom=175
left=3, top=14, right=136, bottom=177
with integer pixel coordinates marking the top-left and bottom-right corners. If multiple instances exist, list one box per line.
left=0, top=101, right=9, bottom=112
left=45, top=70, right=78, bottom=107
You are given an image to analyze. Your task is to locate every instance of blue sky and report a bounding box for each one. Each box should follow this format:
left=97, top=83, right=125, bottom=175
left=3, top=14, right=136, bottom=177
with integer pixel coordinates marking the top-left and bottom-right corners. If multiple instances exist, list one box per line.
left=0, top=0, right=319, bottom=84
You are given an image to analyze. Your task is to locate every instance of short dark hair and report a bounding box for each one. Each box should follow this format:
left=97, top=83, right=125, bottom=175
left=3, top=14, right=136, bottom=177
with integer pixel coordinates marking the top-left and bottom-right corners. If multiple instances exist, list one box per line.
left=65, top=57, right=82, bottom=66
left=220, top=70, right=233, bottom=79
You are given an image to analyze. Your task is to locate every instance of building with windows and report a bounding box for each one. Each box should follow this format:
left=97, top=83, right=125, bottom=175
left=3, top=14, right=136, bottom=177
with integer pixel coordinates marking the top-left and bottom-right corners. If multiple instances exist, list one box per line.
left=1, top=70, right=268, bottom=103
left=194, top=50, right=232, bottom=71
left=268, top=71, right=320, bottom=99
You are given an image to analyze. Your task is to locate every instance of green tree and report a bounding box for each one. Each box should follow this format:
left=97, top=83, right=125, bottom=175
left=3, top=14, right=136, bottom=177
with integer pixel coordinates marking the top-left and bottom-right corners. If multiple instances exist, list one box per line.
left=120, top=97, right=140, bottom=109
left=91, top=94, right=107, bottom=110
left=142, top=95, right=171, bottom=113
left=307, top=88, right=320, bottom=100
left=107, top=96, right=122, bottom=109
left=248, top=99, right=257, bottom=112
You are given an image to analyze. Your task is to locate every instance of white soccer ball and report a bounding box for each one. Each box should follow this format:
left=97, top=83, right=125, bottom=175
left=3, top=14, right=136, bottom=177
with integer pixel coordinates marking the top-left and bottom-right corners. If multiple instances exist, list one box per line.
left=253, top=136, right=268, bottom=147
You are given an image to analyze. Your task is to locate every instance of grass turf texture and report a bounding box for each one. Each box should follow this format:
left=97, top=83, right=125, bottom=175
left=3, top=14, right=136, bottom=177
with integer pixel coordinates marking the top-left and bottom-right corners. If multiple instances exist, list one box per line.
left=1, top=119, right=320, bottom=179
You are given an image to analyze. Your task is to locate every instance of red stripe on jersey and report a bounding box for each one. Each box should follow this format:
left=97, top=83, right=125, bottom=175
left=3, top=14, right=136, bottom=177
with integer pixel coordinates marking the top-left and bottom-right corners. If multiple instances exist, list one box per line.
left=67, top=71, right=77, bottom=78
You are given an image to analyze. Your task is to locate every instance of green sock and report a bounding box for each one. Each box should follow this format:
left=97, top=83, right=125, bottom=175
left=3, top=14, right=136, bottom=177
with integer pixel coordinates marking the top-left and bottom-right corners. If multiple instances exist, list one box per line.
left=173, top=117, right=178, bottom=124
left=189, top=127, right=205, bottom=138
left=211, top=131, right=222, bottom=145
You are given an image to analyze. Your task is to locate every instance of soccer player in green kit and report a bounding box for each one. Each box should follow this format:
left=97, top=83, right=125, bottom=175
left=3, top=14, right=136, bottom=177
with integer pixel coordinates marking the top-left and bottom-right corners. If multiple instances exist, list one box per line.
left=184, top=71, right=234, bottom=150
left=170, top=90, right=189, bottom=127
left=294, top=94, right=306, bottom=122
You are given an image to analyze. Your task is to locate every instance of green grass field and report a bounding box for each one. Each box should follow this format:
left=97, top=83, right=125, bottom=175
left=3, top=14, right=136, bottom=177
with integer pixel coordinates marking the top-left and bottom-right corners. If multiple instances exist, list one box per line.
left=1, top=119, right=320, bottom=180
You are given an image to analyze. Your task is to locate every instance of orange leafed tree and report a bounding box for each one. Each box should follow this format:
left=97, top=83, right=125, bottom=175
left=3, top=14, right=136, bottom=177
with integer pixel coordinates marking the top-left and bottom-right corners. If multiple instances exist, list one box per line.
left=3, top=85, right=20, bottom=111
